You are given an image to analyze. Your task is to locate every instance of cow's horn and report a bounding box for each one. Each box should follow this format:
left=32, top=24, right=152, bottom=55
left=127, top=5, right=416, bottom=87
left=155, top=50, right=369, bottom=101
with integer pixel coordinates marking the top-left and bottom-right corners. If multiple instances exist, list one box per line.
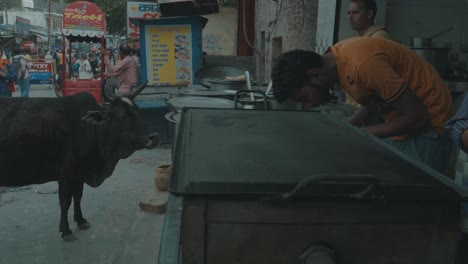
left=128, top=80, right=148, bottom=100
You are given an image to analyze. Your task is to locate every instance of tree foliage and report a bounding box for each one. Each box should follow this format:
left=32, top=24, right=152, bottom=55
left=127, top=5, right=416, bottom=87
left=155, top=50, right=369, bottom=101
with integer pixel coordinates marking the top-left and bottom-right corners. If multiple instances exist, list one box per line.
left=62, top=0, right=127, bottom=35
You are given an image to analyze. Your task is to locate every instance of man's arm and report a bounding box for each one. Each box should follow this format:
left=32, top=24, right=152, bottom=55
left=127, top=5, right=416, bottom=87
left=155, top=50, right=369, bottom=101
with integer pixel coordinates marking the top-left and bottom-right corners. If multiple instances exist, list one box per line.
left=348, top=106, right=379, bottom=127
left=364, top=86, right=429, bottom=138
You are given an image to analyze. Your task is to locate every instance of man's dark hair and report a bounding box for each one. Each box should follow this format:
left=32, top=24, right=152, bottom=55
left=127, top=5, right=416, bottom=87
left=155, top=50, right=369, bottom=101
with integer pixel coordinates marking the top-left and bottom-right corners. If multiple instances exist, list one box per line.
left=119, top=44, right=131, bottom=56
left=351, top=0, right=377, bottom=21
left=271, top=49, right=324, bottom=103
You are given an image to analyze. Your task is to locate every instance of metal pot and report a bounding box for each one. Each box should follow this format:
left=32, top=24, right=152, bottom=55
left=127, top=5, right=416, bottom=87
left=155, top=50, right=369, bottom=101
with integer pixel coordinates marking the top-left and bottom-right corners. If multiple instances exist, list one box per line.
left=411, top=47, right=451, bottom=75
left=234, top=90, right=270, bottom=110
left=410, top=26, right=453, bottom=48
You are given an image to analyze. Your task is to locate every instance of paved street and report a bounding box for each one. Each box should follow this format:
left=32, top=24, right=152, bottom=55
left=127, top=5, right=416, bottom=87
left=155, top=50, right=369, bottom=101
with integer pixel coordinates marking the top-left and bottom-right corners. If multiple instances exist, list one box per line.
left=1, top=84, right=170, bottom=264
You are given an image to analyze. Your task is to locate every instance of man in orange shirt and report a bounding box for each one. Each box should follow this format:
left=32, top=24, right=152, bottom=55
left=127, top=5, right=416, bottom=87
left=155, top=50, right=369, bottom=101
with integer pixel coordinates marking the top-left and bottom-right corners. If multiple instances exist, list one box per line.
left=272, top=37, right=453, bottom=173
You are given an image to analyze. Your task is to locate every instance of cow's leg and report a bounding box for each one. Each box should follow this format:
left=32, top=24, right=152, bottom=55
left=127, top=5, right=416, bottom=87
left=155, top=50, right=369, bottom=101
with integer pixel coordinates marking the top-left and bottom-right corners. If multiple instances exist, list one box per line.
left=73, top=181, right=91, bottom=230
left=58, top=181, right=76, bottom=241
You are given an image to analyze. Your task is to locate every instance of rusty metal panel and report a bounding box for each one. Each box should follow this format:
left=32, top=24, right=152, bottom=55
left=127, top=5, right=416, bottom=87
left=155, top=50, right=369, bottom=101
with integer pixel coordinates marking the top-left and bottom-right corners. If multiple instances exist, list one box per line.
left=181, top=199, right=207, bottom=264
left=198, top=200, right=459, bottom=264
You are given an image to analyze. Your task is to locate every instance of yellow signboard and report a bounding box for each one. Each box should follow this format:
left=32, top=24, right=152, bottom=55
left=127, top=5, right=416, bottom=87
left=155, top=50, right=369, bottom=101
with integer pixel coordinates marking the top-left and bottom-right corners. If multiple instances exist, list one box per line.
left=146, top=24, right=192, bottom=86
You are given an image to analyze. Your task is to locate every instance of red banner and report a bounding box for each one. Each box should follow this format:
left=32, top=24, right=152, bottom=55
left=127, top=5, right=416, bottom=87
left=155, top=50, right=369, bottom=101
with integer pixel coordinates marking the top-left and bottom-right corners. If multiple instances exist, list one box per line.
left=62, top=1, right=106, bottom=38
left=21, top=41, right=36, bottom=53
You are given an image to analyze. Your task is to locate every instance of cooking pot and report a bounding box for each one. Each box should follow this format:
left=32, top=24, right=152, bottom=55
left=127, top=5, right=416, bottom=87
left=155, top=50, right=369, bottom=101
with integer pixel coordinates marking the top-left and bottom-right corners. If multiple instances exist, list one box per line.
left=410, top=26, right=453, bottom=48
left=411, top=47, right=451, bottom=75
left=409, top=27, right=453, bottom=75
left=234, top=90, right=270, bottom=110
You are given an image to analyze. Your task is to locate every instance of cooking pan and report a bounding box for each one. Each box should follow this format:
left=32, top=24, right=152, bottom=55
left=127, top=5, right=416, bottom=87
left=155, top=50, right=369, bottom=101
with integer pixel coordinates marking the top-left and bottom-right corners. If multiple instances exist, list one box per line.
left=167, top=96, right=242, bottom=112
left=195, top=65, right=247, bottom=88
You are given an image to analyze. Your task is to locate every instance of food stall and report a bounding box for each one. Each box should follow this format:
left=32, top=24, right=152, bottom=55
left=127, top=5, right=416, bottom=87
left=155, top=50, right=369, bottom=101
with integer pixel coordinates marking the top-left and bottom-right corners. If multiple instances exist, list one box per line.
left=60, top=1, right=106, bottom=103
left=131, top=16, right=207, bottom=86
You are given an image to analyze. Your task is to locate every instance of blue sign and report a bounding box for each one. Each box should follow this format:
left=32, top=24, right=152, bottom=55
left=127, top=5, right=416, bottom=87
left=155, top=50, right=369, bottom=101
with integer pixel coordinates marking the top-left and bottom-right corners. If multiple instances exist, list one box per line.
left=30, top=72, right=52, bottom=85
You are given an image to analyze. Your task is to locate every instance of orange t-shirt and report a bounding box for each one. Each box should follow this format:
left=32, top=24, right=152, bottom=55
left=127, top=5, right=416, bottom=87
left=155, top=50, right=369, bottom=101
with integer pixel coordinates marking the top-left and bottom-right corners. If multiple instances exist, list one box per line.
left=329, top=37, right=452, bottom=139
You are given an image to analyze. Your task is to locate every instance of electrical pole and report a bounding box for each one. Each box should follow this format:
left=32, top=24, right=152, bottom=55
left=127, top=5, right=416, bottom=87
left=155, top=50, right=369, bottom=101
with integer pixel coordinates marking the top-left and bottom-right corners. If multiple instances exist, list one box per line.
left=48, top=0, right=51, bottom=50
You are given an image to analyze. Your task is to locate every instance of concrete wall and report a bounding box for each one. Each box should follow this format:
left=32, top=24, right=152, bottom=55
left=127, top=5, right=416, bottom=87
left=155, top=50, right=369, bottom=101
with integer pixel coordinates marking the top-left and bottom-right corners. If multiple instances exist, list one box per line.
left=255, top=0, right=319, bottom=84
left=202, top=6, right=238, bottom=56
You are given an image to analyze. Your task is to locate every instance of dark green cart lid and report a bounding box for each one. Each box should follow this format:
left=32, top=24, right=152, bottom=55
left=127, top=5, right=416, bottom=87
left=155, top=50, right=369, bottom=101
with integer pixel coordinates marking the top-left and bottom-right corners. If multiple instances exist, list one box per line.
left=169, top=108, right=468, bottom=202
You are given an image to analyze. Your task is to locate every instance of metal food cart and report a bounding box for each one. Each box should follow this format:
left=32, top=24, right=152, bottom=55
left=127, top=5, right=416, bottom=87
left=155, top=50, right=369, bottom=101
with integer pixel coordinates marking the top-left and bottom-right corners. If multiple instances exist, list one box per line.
left=160, top=108, right=468, bottom=264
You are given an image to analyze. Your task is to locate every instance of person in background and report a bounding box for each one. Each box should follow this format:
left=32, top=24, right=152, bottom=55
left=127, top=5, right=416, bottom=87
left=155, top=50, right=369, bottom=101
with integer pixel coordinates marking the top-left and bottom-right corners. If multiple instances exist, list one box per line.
left=57, top=50, right=64, bottom=74
left=106, top=48, right=116, bottom=66
left=24, top=48, right=32, bottom=63
left=0, top=49, right=16, bottom=97
left=271, top=37, right=453, bottom=174
left=88, top=53, right=99, bottom=76
left=12, top=47, right=32, bottom=97
left=90, top=47, right=99, bottom=62
left=70, top=57, right=80, bottom=79
left=130, top=48, right=140, bottom=67
left=446, top=94, right=468, bottom=233
left=77, top=53, right=93, bottom=79
left=447, top=96, right=468, bottom=152
left=345, top=0, right=391, bottom=108
left=101, top=44, right=139, bottom=96
left=348, top=0, right=390, bottom=39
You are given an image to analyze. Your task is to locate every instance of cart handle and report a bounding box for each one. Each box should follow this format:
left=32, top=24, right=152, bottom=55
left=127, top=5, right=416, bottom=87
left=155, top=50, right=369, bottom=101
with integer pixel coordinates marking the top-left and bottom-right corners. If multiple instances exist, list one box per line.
left=278, top=173, right=382, bottom=201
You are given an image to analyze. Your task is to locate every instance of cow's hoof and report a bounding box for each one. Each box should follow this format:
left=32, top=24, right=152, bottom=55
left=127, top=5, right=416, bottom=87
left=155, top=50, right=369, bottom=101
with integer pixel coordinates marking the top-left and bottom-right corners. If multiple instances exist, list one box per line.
left=77, top=220, right=91, bottom=230
left=61, top=231, right=77, bottom=241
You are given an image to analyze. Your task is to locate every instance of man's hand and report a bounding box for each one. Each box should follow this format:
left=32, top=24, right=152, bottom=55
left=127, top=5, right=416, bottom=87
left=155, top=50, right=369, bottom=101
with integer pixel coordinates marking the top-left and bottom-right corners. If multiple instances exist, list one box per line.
left=348, top=107, right=375, bottom=127
left=364, top=87, right=429, bottom=138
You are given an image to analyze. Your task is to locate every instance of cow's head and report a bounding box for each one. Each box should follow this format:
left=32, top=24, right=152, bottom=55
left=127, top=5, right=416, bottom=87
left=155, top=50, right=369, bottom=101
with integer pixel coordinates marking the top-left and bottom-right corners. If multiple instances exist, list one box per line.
left=81, top=81, right=160, bottom=159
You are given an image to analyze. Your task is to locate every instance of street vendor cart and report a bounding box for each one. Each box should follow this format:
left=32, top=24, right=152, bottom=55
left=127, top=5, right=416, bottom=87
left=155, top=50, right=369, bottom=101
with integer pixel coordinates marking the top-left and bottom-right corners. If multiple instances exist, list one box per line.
left=60, top=1, right=106, bottom=103
left=159, top=108, right=468, bottom=264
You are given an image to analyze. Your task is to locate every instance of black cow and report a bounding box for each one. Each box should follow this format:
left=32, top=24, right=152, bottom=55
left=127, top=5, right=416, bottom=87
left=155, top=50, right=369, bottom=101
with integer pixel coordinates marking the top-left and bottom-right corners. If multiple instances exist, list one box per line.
left=0, top=82, right=159, bottom=241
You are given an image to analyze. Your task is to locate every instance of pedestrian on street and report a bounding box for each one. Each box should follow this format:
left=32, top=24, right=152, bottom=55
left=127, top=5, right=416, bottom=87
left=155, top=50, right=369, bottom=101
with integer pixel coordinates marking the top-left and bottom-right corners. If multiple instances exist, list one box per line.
left=0, top=49, right=16, bottom=97
left=88, top=53, right=99, bottom=76
left=271, top=37, right=453, bottom=174
left=12, top=47, right=32, bottom=97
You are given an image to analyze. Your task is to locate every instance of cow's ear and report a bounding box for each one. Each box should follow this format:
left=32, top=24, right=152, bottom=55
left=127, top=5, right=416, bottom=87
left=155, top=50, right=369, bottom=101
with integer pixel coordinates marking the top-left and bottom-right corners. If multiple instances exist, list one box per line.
left=81, top=111, right=109, bottom=125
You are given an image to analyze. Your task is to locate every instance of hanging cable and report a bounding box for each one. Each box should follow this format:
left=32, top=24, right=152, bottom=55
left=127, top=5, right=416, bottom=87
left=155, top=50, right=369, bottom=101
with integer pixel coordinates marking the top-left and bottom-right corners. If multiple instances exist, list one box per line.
left=242, top=0, right=263, bottom=57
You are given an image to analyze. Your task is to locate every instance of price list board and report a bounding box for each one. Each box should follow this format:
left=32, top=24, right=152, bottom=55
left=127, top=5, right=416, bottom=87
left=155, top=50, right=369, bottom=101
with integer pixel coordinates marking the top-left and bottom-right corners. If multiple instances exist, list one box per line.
left=146, top=24, right=193, bottom=86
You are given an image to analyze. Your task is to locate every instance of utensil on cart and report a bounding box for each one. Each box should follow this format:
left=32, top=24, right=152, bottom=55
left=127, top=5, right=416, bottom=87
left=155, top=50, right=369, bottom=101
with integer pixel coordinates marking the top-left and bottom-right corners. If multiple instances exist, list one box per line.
left=234, top=90, right=268, bottom=109
left=410, top=26, right=453, bottom=48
